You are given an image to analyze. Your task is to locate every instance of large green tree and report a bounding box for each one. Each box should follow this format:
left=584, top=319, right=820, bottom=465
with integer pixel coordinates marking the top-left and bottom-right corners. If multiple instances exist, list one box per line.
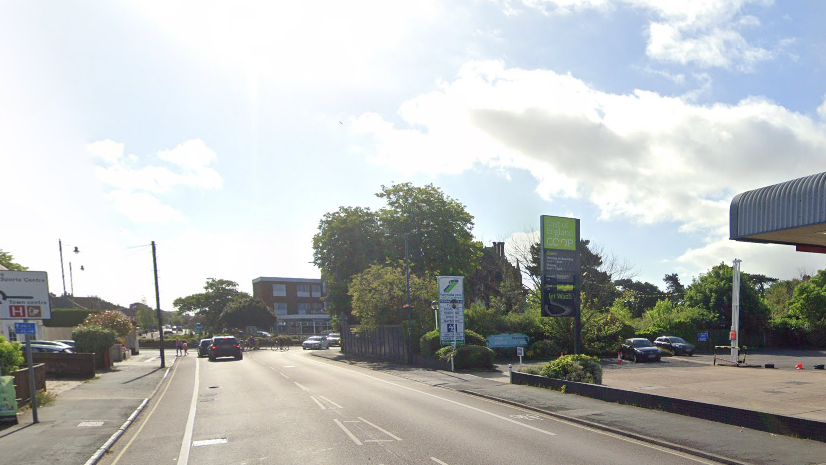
left=219, top=295, right=277, bottom=331
left=173, top=279, right=242, bottom=333
left=0, top=249, right=27, bottom=271
left=131, top=301, right=156, bottom=331
left=614, top=279, right=662, bottom=318
left=377, top=183, right=482, bottom=279
left=683, top=263, right=770, bottom=335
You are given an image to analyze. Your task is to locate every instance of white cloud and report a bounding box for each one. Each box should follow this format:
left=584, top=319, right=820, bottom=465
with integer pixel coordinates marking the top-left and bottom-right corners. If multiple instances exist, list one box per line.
left=353, top=60, right=826, bottom=237
left=89, top=139, right=222, bottom=223
left=506, top=0, right=788, bottom=71
left=818, top=95, right=826, bottom=120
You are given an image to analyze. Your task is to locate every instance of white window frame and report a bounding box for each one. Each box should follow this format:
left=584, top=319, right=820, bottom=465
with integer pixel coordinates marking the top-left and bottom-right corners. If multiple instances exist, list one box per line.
left=297, top=284, right=310, bottom=297
left=272, top=284, right=286, bottom=296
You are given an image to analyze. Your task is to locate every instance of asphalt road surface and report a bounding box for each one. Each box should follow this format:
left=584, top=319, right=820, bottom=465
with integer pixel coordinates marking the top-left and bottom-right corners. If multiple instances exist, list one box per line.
left=96, top=349, right=728, bottom=465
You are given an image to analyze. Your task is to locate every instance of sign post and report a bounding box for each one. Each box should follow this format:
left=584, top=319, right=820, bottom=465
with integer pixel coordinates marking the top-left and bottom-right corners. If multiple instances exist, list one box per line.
left=0, top=270, right=51, bottom=424
left=438, top=276, right=464, bottom=372
left=540, top=216, right=582, bottom=353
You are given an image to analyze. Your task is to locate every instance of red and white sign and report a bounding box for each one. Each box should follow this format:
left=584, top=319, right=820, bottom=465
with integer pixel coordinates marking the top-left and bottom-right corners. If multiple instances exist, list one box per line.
left=0, top=271, right=51, bottom=320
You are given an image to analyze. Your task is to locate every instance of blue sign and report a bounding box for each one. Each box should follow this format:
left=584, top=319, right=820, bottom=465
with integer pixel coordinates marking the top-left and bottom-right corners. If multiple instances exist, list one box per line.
left=698, top=331, right=709, bottom=342
left=487, top=333, right=530, bottom=348
left=195, top=323, right=203, bottom=332
left=14, top=323, right=36, bottom=335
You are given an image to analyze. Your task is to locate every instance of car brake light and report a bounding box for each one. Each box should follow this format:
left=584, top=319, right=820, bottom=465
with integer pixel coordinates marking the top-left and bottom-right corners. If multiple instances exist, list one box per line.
left=212, top=345, right=217, bottom=350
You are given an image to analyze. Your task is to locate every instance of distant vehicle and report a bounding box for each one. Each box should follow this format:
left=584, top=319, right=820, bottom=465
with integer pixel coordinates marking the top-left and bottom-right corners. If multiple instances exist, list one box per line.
left=197, top=339, right=211, bottom=357
left=255, top=331, right=272, bottom=338
left=163, top=329, right=174, bottom=335
left=302, top=335, right=328, bottom=350
left=28, top=343, right=73, bottom=354
left=55, top=340, right=76, bottom=348
left=654, top=336, right=695, bottom=356
left=620, top=338, right=660, bottom=363
left=208, top=336, right=243, bottom=361
left=326, top=333, right=341, bottom=347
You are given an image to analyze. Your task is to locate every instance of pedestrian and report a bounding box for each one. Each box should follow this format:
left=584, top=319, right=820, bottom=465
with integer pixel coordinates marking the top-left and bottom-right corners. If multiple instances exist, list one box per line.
left=182, top=342, right=189, bottom=356
left=176, top=339, right=183, bottom=356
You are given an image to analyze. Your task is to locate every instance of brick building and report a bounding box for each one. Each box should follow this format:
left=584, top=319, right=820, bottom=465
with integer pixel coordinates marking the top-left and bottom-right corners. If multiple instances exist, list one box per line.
left=251, top=277, right=331, bottom=336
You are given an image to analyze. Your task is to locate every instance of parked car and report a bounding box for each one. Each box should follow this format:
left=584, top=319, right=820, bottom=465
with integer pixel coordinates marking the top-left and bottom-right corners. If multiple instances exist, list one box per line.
left=654, top=336, right=695, bottom=356
left=255, top=331, right=272, bottom=338
left=55, top=340, right=76, bottom=349
left=326, top=333, right=341, bottom=347
left=28, top=343, right=74, bottom=353
left=197, top=339, right=212, bottom=357
left=30, top=340, right=74, bottom=352
left=302, top=335, right=329, bottom=350
left=208, top=336, right=243, bottom=361
left=621, top=338, right=661, bottom=363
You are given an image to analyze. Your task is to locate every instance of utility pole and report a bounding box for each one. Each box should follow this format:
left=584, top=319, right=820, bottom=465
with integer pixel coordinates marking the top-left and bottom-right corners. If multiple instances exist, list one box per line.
left=59, top=239, right=67, bottom=296
left=152, top=241, right=165, bottom=368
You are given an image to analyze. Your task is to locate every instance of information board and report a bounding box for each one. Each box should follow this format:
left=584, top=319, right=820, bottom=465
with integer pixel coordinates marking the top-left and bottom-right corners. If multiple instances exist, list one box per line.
left=438, top=276, right=465, bottom=346
left=540, top=216, right=581, bottom=317
left=0, top=271, right=51, bottom=320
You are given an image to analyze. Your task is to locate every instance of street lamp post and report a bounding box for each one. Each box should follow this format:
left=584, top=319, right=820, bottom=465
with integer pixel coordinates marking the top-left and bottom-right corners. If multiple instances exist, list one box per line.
left=58, top=239, right=80, bottom=297
left=430, top=301, right=439, bottom=330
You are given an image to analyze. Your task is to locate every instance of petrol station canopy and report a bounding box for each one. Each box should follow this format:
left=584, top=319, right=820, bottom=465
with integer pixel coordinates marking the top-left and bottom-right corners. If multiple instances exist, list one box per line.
left=730, top=171, right=826, bottom=254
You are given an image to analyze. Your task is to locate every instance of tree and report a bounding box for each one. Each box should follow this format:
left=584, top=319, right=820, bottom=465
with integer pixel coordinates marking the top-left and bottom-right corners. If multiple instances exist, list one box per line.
left=82, top=310, right=134, bottom=339
left=746, top=273, right=779, bottom=298
left=219, top=295, right=277, bottom=331
left=614, top=279, right=663, bottom=318
left=683, top=263, right=769, bottom=335
left=663, top=273, right=685, bottom=304
left=131, top=301, right=156, bottom=331
left=377, top=183, right=482, bottom=278
left=0, top=249, right=27, bottom=271
left=764, top=278, right=801, bottom=320
left=467, top=243, right=524, bottom=313
left=173, top=279, right=242, bottom=333
left=786, top=270, right=826, bottom=328
left=347, top=263, right=436, bottom=339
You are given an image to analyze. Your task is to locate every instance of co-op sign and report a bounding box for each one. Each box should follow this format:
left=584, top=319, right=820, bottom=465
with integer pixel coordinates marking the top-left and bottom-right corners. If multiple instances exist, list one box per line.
left=0, top=271, right=51, bottom=320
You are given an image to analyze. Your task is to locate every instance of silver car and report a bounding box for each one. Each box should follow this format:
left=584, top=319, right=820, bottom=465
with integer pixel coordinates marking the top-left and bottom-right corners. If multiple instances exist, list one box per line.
left=302, top=335, right=329, bottom=350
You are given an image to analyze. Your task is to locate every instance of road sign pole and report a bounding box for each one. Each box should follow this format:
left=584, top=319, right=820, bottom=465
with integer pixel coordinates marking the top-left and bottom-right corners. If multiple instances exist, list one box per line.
left=24, top=327, right=38, bottom=423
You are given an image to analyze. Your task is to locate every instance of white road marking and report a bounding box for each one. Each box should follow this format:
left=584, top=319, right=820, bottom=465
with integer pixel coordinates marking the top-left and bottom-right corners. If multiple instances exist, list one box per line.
left=177, top=355, right=200, bottom=465
left=431, top=458, right=449, bottom=464
left=294, top=382, right=310, bottom=392
left=334, top=418, right=363, bottom=445
left=143, top=357, right=158, bottom=363
left=318, top=395, right=342, bottom=409
left=358, top=417, right=402, bottom=441
left=77, top=421, right=104, bottom=427
left=310, top=396, right=326, bottom=409
left=279, top=372, right=289, bottom=379
left=192, top=438, right=228, bottom=447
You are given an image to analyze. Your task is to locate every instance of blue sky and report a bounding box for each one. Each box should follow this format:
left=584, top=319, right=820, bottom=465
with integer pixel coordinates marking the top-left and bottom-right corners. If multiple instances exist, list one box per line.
left=3, top=0, right=826, bottom=310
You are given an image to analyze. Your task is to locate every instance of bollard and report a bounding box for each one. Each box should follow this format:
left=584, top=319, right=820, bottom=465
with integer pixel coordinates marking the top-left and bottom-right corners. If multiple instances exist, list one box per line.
left=508, top=364, right=512, bottom=383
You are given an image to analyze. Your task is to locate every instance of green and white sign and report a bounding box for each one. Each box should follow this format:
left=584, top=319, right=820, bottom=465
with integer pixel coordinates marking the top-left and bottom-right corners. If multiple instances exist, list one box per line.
left=540, top=216, right=581, bottom=318
left=438, top=276, right=465, bottom=346
left=0, top=376, right=17, bottom=421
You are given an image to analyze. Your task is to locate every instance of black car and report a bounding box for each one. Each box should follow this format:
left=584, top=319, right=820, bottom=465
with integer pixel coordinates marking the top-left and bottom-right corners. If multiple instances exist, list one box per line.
left=197, top=338, right=212, bottom=357
left=654, top=336, right=695, bottom=356
left=208, top=336, right=243, bottom=361
left=621, top=338, right=661, bottom=363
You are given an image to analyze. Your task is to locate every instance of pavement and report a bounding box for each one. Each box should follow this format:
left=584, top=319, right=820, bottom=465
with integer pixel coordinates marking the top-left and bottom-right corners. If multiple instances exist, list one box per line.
left=3, top=348, right=826, bottom=465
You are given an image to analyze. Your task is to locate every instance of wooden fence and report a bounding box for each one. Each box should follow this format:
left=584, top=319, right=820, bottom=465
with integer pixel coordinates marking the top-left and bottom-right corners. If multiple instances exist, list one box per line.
left=341, top=322, right=408, bottom=363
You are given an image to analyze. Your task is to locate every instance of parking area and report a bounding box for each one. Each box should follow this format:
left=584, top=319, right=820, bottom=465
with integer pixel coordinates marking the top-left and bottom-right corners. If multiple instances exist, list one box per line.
left=603, top=350, right=826, bottom=421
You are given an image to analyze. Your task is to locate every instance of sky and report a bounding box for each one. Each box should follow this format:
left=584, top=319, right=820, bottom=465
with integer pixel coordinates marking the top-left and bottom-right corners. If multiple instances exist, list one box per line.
left=2, top=0, right=826, bottom=311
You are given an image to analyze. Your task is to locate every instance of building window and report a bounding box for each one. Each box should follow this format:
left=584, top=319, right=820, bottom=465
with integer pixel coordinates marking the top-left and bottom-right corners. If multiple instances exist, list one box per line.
left=272, top=284, right=286, bottom=296
left=297, top=284, right=310, bottom=297
left=298, top=303, right=310, bottom=314
left=309, top=303, right=326, bottom=314
left=311, top=284, right=321, bottom=297
left=274, top=302, right=288, bottom=315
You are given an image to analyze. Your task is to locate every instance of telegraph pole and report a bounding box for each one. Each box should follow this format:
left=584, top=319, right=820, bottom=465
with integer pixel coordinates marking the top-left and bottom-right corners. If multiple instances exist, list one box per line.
left=152, top=241, right=165, bottom=368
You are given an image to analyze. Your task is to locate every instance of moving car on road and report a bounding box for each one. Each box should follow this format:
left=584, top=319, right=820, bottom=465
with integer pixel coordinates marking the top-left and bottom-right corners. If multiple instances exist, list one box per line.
left=654, top=336, right=695, bottom=356
left=208, top=336, right=243, bottom=361
left=197, top=338, right=212, bottom=357
left=302, top=335, right=328, bottom=350
left=621, top=338, right=661, bottom=363
left=326, top=332, right=341, bottom=347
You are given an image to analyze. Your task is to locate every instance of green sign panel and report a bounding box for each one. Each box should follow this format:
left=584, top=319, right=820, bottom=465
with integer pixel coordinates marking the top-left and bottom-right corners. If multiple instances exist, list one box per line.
left=540, top=215, right=581, bottom=318
left=0, top=376, right=18, bottom=421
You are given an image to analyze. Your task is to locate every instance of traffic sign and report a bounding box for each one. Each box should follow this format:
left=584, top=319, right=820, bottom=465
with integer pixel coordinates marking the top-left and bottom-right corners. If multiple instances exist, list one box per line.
left=195, top=323, right=203, bottom=332
left=14, top=322, right=36, bottom=335
left=0, top=271, right=51, bottom=320
left=438, top=276, right=465, bottom=346
left=698, top=331, right=709, bottom=342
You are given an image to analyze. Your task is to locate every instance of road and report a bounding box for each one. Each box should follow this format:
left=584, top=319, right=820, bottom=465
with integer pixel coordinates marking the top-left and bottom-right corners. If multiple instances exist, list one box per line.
left=97, top=348, right=724, bottom=465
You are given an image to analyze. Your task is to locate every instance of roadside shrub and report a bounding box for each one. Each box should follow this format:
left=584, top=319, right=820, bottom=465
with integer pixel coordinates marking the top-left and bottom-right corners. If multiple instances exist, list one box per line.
left=0, top=336, right=24, bottom=376
left=82, top=310, right=134, bottom=339
left=527, top=339, right=561, bottom=359
left=73, top=324, right=117, bottom=357
left=435, top=346, right=453, bottom=361
left=420, top=330, right=441, bottom=358
left=454, top=345, right=495, bottom=370
left=539, top=354, right=603, bottom=384
left=519, top=365, right=543, bottom=375
left=464, top=329, right=487, bottom=347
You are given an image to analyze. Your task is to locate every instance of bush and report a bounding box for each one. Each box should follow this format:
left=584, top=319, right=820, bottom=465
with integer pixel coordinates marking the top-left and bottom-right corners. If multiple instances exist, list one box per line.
left=539, top=354, right=603, bottom=384
left=73, top=324, right=117, bottom=357
left=82, top=310, right=134, bottom=339
left=435, top=345, right=495, bottom=370
left=527, top=339, right=561, bottom=359
left=464, top=329, right=487, bottom=347
left=420, top=330, right=441, bottom=358
left=0, top=336, right=24, bottom=376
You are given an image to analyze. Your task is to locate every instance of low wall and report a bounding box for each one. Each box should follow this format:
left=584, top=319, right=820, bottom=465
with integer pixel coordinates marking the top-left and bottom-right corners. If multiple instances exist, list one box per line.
left=12, top=364, right=47, bottom=404
left=32, top=353, right=95, bottom=379
left=511, top=371, right=826, bottom=443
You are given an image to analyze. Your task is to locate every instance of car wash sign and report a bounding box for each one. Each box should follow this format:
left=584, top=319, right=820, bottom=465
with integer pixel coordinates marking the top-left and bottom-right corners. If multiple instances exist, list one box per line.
left=0, top=271, right=51, bottom=320
left=438, top=276, right=465, bottom=346
left=540, top=216, right=580, bottom=318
